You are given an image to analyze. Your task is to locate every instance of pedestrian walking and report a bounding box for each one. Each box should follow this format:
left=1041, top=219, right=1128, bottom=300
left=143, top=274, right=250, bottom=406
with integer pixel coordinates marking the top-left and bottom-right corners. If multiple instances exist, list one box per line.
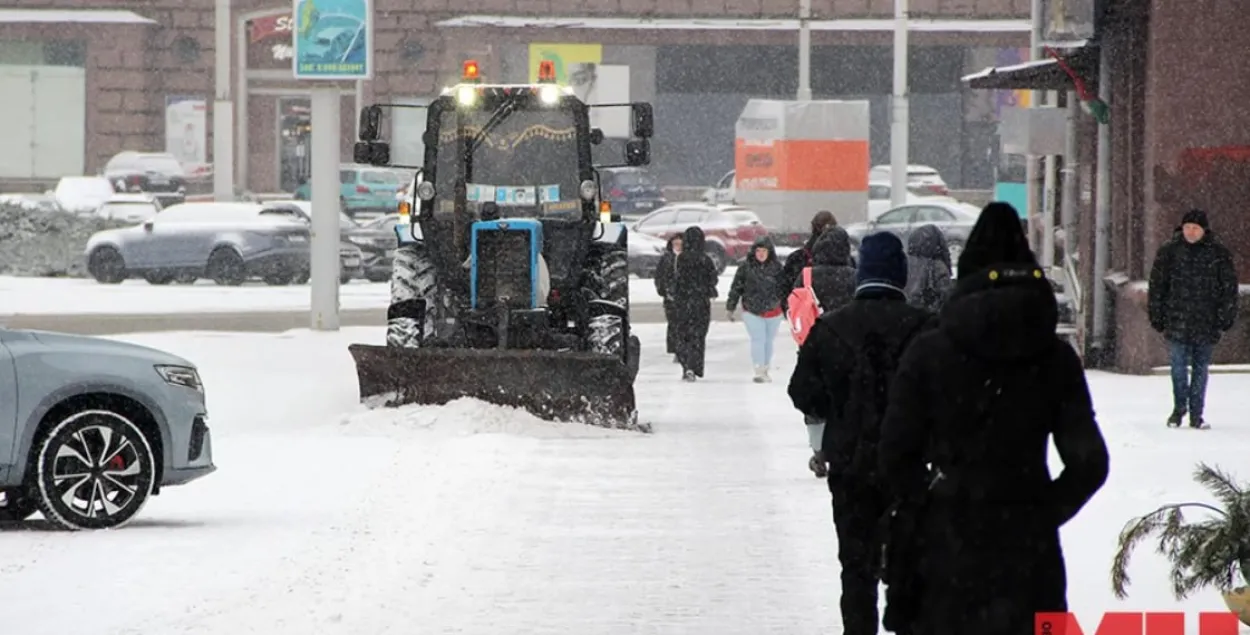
left=655, top=234, right=683, bottom=362
left=904, top=224, right=954, bottom=313
left=782, top=210, right=838, bottom=291
left=1147, top=208, right=1238, bottom=429
left=787, top=231, right=936, bottom=635
left=726, top=237, right=786, bottom=382
left=671, top=226, right=719, bottom=381
left=878, top=202, right=1110, bottom=635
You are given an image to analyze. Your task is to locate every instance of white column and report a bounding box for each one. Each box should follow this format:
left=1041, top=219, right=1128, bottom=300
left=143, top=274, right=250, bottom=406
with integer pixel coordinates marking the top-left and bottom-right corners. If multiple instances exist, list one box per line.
left=234, top=14, right=248, bottom=193
left=1041, top=89, right=1056, bottom=268
left=797, top=0, right=812, bottom=101
left=889, top=0, right=909, bottom=208
left=355, top=80, right=365, bottom=136
left=1025, top=0, right=1042, bottom=248
left=310, top=86, right=341, bottom=331
left=213, top=0, right=235, bottom=202
left=1091, top=45, right=1112, bottom=354
left=1061, top=91, right=1079, bottom=261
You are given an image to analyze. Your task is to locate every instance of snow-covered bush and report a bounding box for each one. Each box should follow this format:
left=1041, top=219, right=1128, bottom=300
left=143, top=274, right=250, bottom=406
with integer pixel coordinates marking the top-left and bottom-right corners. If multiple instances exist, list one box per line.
left=0, top=202, right=129, bottom=277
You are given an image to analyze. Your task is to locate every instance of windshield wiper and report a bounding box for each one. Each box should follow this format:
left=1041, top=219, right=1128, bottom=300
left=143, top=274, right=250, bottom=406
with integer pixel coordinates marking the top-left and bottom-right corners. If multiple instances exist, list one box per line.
left=466, top=97, right=519, bottom=157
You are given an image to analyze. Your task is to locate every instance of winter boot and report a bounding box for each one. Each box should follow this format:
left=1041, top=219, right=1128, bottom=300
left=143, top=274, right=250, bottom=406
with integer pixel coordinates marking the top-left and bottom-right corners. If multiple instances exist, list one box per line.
left=672, top=354, right=680, bottom=363
left=1167, top=410, right=1185, bottom=428
left=761, top=366, right=772, bottom=382
left=683, top=369, right=696, bottom=382
left=1189, top=414, right=1209, bottom=430
left=753, top=366, right=767, bottom=383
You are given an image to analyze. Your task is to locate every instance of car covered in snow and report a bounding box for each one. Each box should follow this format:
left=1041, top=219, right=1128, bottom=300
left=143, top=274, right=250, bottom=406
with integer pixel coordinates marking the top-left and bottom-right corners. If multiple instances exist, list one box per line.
left=0, top=328, right=214, bottom=530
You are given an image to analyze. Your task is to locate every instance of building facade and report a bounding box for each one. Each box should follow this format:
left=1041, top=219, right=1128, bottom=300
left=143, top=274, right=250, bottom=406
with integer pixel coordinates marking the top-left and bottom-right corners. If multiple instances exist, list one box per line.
left=2, top=0, right=1031, bottom=194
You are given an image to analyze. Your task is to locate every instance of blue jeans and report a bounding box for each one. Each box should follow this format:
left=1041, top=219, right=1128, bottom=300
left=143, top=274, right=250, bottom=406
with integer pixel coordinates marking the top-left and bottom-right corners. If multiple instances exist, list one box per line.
left=742, top=311, right=783, bottom=367
left=1169, top=340, right=1215, bottom=416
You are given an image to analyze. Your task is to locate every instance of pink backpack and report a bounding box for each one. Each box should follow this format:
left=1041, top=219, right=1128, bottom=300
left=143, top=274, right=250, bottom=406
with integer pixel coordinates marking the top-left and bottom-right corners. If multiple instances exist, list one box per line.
left=787, top=267, right=822, bottom=346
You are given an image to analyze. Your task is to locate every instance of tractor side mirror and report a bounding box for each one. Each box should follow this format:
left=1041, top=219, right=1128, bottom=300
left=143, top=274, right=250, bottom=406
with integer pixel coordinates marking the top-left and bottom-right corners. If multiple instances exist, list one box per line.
left=358, top=105, right=383, bottom=141
left=630, top=103, right=653, bottom=138
left=589, top=128, right=605, bottom=145
left=624, top=139, right=650, bottom=166
left=142, top=220, right=154, bottom=232
left=353, top=141, right=390, bottom=166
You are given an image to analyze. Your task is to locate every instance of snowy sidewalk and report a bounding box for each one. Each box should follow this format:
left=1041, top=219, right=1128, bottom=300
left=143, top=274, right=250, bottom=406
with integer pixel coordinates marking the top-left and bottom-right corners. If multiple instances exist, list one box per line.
left=5, top=325, right=1250, bottom=633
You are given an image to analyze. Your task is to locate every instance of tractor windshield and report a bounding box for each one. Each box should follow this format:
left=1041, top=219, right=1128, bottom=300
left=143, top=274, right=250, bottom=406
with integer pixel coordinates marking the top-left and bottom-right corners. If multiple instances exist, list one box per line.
left=434, top=106, right=582, bottom=214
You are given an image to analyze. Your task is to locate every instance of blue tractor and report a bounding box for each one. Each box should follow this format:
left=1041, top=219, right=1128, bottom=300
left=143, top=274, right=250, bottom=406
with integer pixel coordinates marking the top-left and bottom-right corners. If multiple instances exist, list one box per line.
left=347, top=60, right=653, bottom=430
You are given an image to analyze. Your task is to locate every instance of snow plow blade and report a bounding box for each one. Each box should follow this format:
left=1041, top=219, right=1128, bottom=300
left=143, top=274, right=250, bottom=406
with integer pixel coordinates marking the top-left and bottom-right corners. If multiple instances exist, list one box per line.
left=348, top=344, right=645, bottom=432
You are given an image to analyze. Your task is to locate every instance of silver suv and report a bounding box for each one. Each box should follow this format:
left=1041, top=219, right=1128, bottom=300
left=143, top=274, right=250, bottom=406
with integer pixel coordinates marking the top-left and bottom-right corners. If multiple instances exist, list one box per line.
left=0, top=328, right=215, bottom=530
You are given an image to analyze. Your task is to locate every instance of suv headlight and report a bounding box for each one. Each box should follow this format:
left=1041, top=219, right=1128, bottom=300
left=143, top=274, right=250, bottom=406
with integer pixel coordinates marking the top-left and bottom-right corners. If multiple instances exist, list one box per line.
left=156, top=365, right=203, bottom=393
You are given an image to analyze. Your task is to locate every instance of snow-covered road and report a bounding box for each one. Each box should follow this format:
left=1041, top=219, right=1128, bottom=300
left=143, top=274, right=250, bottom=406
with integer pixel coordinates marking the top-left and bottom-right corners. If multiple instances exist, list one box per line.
left=4, top=324, right=1250, bottom=634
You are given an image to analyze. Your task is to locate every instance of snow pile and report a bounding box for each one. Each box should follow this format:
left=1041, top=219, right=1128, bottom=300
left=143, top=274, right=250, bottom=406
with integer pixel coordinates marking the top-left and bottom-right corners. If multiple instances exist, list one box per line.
left=341, top=397, right=634, bottom=440
left=0, top=202, right=127, bottom=277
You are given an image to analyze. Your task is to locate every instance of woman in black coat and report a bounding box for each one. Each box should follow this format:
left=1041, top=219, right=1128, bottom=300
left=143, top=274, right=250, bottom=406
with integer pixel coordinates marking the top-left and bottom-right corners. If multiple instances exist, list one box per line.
left=904, top=224, right=953, bottom=313
left=878, top=202, right=1110, bottom=635
left=654, top=234, right=684, bottom=361
left=671, top=226, right=719, bottom=381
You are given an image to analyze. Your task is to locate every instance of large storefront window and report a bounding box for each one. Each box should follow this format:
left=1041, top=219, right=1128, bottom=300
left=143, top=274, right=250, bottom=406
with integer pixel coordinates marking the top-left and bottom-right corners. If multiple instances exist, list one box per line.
left=0, top=39, right=85, bottom=66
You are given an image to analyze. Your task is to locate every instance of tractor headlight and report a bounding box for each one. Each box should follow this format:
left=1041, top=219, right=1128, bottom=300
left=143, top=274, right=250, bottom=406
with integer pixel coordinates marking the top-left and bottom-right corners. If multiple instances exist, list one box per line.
left=457, top=85, right=476, bottom=107
left=415, top=181, right=436, bottom=201
left=539, top=84, right=560, bottom=105
left=578, top=180, right=597, bottom=201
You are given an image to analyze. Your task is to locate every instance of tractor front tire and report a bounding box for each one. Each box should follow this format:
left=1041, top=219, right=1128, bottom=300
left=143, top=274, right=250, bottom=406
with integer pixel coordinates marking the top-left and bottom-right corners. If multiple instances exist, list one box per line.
left=582, top=247, right=630, bottom=358
left=387, top=244, right=442, bottom=348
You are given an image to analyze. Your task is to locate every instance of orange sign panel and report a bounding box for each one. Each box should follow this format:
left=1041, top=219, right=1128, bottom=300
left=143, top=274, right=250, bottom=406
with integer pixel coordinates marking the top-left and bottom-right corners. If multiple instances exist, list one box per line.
left=734, top=138, right=870, bottom=192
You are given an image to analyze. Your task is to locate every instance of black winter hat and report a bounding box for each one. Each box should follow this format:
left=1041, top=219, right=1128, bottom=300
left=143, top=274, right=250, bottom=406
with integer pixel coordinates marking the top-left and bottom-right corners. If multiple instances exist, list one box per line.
left=957, top=202, right=1037, bottom=276
left=1181, top=208, right=1209, bottom=229
left=856, top=232, right=908, bottom=292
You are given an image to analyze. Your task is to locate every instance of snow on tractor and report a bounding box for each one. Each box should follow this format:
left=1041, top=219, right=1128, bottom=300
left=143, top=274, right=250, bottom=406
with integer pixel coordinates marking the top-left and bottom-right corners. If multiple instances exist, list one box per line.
left=347, top=59, right=655, bottom=431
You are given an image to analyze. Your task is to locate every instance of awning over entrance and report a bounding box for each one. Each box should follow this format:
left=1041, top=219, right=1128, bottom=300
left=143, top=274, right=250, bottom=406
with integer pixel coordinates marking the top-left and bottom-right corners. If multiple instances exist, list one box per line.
left=962, top=43, right=1098, bottom=91
left=436, top=15, right=1030, bottom=33
left=0, top=9, right=156, bottom=25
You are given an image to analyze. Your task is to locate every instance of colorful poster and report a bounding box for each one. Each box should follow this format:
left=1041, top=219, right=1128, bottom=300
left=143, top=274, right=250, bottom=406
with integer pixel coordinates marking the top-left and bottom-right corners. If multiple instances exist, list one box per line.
left=993, top=47, right=1032, bottom=119
left=527, top=43, right=601, bottom=84
left=293, top=0, right=372, bottom=80
left=164, top=96, right=209, bottom=177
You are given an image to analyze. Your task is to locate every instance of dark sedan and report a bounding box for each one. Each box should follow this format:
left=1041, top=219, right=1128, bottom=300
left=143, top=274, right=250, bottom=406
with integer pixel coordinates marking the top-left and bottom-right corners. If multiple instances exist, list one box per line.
left=103, top=151, right=189, bottom=208
left=269, top=201, right=397, bottom=282
left=600, top=167, right=667, bottom=216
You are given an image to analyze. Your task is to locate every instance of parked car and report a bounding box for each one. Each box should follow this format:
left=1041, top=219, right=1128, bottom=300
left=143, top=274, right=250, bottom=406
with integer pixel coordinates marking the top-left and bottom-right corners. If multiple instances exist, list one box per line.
left=701, top=169, right=736, bottom=205
left=631, top=203, right=768, bottom=273
left=52, top=176, right=118, bottom=215
left=0, top=327, right=214, bottom=530
left=843, top=200, right=981, bottom=265
left=267, top=201, right=396, bottom=282
left=95, top=193, right=163, bottom=223
left=867, top=180, right=954, bottom=221
left=293, top=164, right=404, bottom=217
left=103, top=151, right=189, bottom=207
left=0, top=193, right=62, bottom=213
left=600, top=167, right=667, bottom=216
left=868, top=164, right=951, bottom=196
left=84, top=202, right=316, bottom=286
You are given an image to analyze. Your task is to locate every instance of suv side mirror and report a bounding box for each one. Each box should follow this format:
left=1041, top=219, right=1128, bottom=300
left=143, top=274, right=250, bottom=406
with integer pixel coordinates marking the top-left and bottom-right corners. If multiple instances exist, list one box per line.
left=358, top=105, right=383, bottom=141
left=624, top=139, right=650, bottom=166
left=142, top=220, right=154, bottom=231
left=353, top=141, right=390, bottom=166
left=630, top=103, right=653, bottom=138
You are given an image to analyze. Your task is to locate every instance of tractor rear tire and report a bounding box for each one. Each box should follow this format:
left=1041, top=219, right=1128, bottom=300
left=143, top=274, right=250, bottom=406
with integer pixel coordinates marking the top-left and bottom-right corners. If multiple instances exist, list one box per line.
left=387, top=244, right=441, bottom=348
left=582, top=247, right=630, bottom=357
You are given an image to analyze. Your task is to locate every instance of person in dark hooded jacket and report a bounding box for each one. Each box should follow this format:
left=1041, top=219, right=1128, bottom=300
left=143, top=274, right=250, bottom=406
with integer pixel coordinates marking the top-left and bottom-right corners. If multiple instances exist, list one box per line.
left=904, top=224, right=954, bottom=313
left=878, top=202, right=1110, bottom=635
left=782, top=210, right=838, bottom=292
left=727, top=236, right=786, bottom=382
left=654, top=234, right=684, bottom=361
left=801, top=225, right=858, bottom=314
left=1147, top=208, right=1238, bottom=429
left=787, top=231, right=936, bottom=635
left=672, top=226, right=719, bottom=381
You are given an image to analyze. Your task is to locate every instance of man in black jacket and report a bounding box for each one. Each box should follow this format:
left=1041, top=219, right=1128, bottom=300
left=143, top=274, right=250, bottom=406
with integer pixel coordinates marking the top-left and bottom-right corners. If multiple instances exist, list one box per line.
left=782, top=210, right=838, bottom=292
left=1147, top=208, right=1238, bottom=429
left=788, top=231, right=934, bottom=635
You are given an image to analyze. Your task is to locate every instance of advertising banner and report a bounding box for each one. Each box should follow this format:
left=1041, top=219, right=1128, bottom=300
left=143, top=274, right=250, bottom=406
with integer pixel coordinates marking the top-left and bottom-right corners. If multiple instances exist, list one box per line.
left=527, top=43, right=601, bottom=84
left=165, top=96, right=209, bottom=177
left=293, top=0, right=372, bottom=80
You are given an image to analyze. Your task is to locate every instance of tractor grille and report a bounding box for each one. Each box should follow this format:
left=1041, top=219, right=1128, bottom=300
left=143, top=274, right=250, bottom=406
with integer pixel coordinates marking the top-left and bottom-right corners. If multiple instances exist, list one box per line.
left=476, top=229, right=533, bottom=310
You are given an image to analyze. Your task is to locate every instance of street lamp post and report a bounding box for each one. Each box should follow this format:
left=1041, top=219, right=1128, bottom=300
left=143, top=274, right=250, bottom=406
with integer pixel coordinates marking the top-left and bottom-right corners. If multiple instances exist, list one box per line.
left=797, top=0, right=812, bottom=101
left=213, top=0, right=235, bottom=202
left=889, top=0, right=909, bottom=208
